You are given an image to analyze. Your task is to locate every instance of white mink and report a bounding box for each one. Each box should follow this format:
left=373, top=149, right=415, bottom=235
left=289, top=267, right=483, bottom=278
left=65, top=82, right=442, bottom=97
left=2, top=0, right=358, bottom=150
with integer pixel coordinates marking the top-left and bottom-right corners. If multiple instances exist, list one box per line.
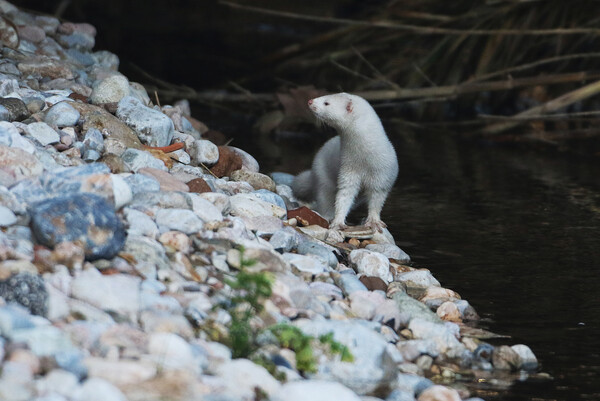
left=291, top=92, right=398, bottom=231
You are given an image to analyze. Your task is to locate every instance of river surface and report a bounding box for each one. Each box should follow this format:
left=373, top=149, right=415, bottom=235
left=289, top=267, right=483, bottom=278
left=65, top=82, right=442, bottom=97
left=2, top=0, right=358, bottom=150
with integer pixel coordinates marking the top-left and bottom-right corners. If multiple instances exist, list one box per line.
left=232, top=119, right=600, bottom=400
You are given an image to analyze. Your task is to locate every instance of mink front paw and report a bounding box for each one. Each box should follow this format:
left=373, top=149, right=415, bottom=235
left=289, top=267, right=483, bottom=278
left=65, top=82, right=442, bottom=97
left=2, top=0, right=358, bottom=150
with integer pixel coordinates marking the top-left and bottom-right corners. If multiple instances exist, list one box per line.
left=329, top=221, right=348, bottom=231
left=364, top=219, right=387, bottom=233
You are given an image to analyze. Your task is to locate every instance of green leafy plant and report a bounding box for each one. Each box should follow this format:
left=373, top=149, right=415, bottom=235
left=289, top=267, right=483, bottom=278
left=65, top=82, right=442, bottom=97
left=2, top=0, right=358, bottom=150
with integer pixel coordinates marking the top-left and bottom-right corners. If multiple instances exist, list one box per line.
left=222, top=247, right=273, bottom=358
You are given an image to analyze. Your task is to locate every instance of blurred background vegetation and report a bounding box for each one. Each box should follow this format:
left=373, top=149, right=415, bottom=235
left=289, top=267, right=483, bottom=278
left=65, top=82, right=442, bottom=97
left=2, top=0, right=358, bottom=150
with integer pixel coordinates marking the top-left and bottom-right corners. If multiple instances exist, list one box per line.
left=14, top=0, right=600, bottom=155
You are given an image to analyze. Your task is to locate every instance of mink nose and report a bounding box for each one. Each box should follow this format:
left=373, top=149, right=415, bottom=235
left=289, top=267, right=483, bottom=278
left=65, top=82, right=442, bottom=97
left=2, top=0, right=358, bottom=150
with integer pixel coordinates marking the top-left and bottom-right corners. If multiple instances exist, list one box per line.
left=308, top=99, right=313, bottom=106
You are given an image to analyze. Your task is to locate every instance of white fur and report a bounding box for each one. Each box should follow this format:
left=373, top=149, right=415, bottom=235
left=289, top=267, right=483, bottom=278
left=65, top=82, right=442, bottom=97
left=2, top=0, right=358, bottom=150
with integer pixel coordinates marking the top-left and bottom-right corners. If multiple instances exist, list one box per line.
left=291, top=93, right=398, bottom=231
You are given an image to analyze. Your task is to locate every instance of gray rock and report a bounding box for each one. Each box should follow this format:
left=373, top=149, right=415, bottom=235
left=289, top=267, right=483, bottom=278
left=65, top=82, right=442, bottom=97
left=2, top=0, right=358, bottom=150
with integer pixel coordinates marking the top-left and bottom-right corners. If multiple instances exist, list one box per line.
left=44, top=102, right=80, bottom=127
left=155, top=208, right=204, bottom=234
left=349, top=249, right=392, bottom=283
left=366, top=243, right=410, bottom=262
left=90, top=74, right=129, bottom=105
left=298, top=241, right=338, bottom=268
left=122, top=235, right=170, bottom=274
left=93, top=50, right=119, bottom=70
left=270, top=172, right=295, bottom=187
left=56, top=32, right=94, bottom=50
left=123, top=173, right=161, bottom=194
left=11, top=325, right=74, bottom=357
left=295, top=319, right=396, bottom=395
left=252, top=189, right=286, bottom=210
left=386, top=389, right=417, bottom=401
left=394, top=374, right=433, bottom=396
left=116, top=96, right=174, bottom=147
left=0, top=97, right=29, bottom=122
left=283, top=252, right=328, bottom=275
left=492, top=345, right=520, bottom=370
left=336, top=272, right=368, bottom=295
left=83, top=128, right=104, bottom=153
left=0, top=273, right=48, bottom=316
left=71, top=268, right=141, bottom=320
left=29, top=193, right=126, bottom=260
left=121, top=148, right=167, bottom=172
left=271, top=380, right=361, bottom=401
left=391, top=292, right=440, bottom=327
left=269, top=226, right=302, bottom=252
left=25, top=122, right=60, bottom=145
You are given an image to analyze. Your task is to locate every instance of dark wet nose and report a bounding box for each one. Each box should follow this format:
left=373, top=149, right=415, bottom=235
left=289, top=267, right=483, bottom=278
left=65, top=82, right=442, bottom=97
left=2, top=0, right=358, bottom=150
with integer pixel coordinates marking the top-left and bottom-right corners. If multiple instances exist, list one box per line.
left=308, top=99, right=313, bottom=105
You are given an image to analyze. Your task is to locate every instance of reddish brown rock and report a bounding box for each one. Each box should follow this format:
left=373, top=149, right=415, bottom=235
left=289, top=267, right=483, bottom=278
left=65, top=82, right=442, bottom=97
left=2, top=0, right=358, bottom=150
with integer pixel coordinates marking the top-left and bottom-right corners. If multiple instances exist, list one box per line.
left=287, top=206, right=328, bottom=229
left=359, top=276, right=388, bottom=292
left=210, top=146, right=242, bottom=178
left=18, top=59, right=74, bottom=80
left=187, top=178, right=212, bottom=193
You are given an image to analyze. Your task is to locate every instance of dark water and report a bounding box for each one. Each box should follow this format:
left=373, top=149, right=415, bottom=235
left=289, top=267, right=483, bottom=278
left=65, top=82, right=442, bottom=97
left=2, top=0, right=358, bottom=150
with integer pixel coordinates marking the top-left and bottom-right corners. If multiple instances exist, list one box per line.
left=383, top=126, right=600, bottom=400
left=240, top=122, right=600, bottom=400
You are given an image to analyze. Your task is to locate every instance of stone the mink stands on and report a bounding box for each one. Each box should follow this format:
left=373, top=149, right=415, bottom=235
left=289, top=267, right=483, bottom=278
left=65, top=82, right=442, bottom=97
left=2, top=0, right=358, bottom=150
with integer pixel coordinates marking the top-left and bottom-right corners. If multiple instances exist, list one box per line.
left=292, top=92, right=398, bottom=232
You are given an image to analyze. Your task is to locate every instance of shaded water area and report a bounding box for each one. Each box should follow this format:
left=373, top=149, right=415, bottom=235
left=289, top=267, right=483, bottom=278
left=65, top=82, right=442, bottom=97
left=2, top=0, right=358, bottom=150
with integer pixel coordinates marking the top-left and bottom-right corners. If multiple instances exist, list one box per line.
left=228, top=116, right=600, bottom=400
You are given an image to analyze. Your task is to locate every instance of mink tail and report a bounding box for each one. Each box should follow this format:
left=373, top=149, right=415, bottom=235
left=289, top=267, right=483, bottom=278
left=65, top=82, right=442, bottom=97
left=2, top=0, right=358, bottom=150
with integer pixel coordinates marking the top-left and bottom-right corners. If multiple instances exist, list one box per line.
left=291, top=170, right=315, bottom=202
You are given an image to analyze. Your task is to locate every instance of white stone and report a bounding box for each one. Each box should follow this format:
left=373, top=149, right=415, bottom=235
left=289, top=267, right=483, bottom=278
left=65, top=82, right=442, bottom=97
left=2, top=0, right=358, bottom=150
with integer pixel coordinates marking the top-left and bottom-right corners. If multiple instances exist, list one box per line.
left=408, top=318, right=463, bottom=354
left=71, top=268, right=141, bottom=319
left=154, top=208, right=204, bottom=234
left=198, top=192, right=230, bottom=214
left=148, top=332, right=199, bottom=373
left=25, top=122, right=60, bottom=145
left=417, top=385, right=461, bottom=401
left=214, top=359, right=280, bottom=399
left=349, top=249, right=392, bottom=283
left=110, top=174, right=132, bottom=209
left=84, top=357, right=157, bottom=387
left=395, top=270, right=440, bottom=288
left=124, top=208, right=159, bottom=238
left=511, top=344, right=538, bottom=370
left=73, top=377, right=128, bottom=401
left=365, top=243, right=410, bottom=262
left=90, top=74, right=130, bottom=105
left=271, top=380, right=361, bottom=401
left=188, top=193, right=223, bottom=222
left=0, top=121, right=35, bottom=153
left=190, top=139, right=219, bottom=164
left=230, top=146, right=259, bottom=172
left=0, top=205, right=17, bottom=226
left=35, top=369, right=79, bottom=398
left=294, top=319, right=394, bottom=395
left=229, top=193, right=286, bottom=219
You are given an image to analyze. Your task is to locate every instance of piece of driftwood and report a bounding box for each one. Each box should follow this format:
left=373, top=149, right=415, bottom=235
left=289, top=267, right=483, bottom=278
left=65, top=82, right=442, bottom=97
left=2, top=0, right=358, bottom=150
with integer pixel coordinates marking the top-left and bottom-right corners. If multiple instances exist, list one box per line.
left=481, top=79, right=600, bottom=135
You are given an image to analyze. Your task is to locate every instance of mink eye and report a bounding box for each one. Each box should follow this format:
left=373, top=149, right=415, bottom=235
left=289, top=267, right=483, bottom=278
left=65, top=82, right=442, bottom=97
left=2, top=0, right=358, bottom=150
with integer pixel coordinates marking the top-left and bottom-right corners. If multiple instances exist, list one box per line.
left=324, top=102, right=329, bottom=106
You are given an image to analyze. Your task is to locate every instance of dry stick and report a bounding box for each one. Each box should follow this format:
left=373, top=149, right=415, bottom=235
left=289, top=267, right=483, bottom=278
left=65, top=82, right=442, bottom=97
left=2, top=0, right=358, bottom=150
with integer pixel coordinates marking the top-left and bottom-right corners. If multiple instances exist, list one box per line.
left=479, top=110, right=600, bottom=121
left=466, top=52, right=600, bottom=84
left=481, top=79, right=600, bottom=135
left=219, top=1, right=600, bottom=36
left=355, top=71, right=600, bottom=101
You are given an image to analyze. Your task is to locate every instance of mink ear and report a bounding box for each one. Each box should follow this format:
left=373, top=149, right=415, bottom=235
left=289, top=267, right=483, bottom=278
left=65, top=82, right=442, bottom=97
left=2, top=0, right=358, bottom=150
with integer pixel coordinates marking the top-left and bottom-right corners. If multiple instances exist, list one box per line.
left=346, top=100, right=353, bottom=113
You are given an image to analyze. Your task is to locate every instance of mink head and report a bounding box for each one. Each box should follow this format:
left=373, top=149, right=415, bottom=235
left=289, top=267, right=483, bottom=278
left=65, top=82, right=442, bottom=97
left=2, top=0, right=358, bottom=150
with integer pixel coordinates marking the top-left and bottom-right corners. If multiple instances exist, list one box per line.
left=307, top=92, right=367, bottom=130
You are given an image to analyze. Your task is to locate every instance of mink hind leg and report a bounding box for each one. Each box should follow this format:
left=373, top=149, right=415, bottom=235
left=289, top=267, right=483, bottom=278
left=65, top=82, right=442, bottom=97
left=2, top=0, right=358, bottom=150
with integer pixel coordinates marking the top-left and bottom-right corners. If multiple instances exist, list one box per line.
left=364, top=188, right=390, bottom=232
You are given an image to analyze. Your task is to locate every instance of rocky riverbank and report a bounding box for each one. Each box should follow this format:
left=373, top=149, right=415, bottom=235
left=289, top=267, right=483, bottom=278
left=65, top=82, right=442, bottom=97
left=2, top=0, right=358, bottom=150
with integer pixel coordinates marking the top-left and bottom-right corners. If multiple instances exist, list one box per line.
left=0, top=1, right=540, bottom=401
